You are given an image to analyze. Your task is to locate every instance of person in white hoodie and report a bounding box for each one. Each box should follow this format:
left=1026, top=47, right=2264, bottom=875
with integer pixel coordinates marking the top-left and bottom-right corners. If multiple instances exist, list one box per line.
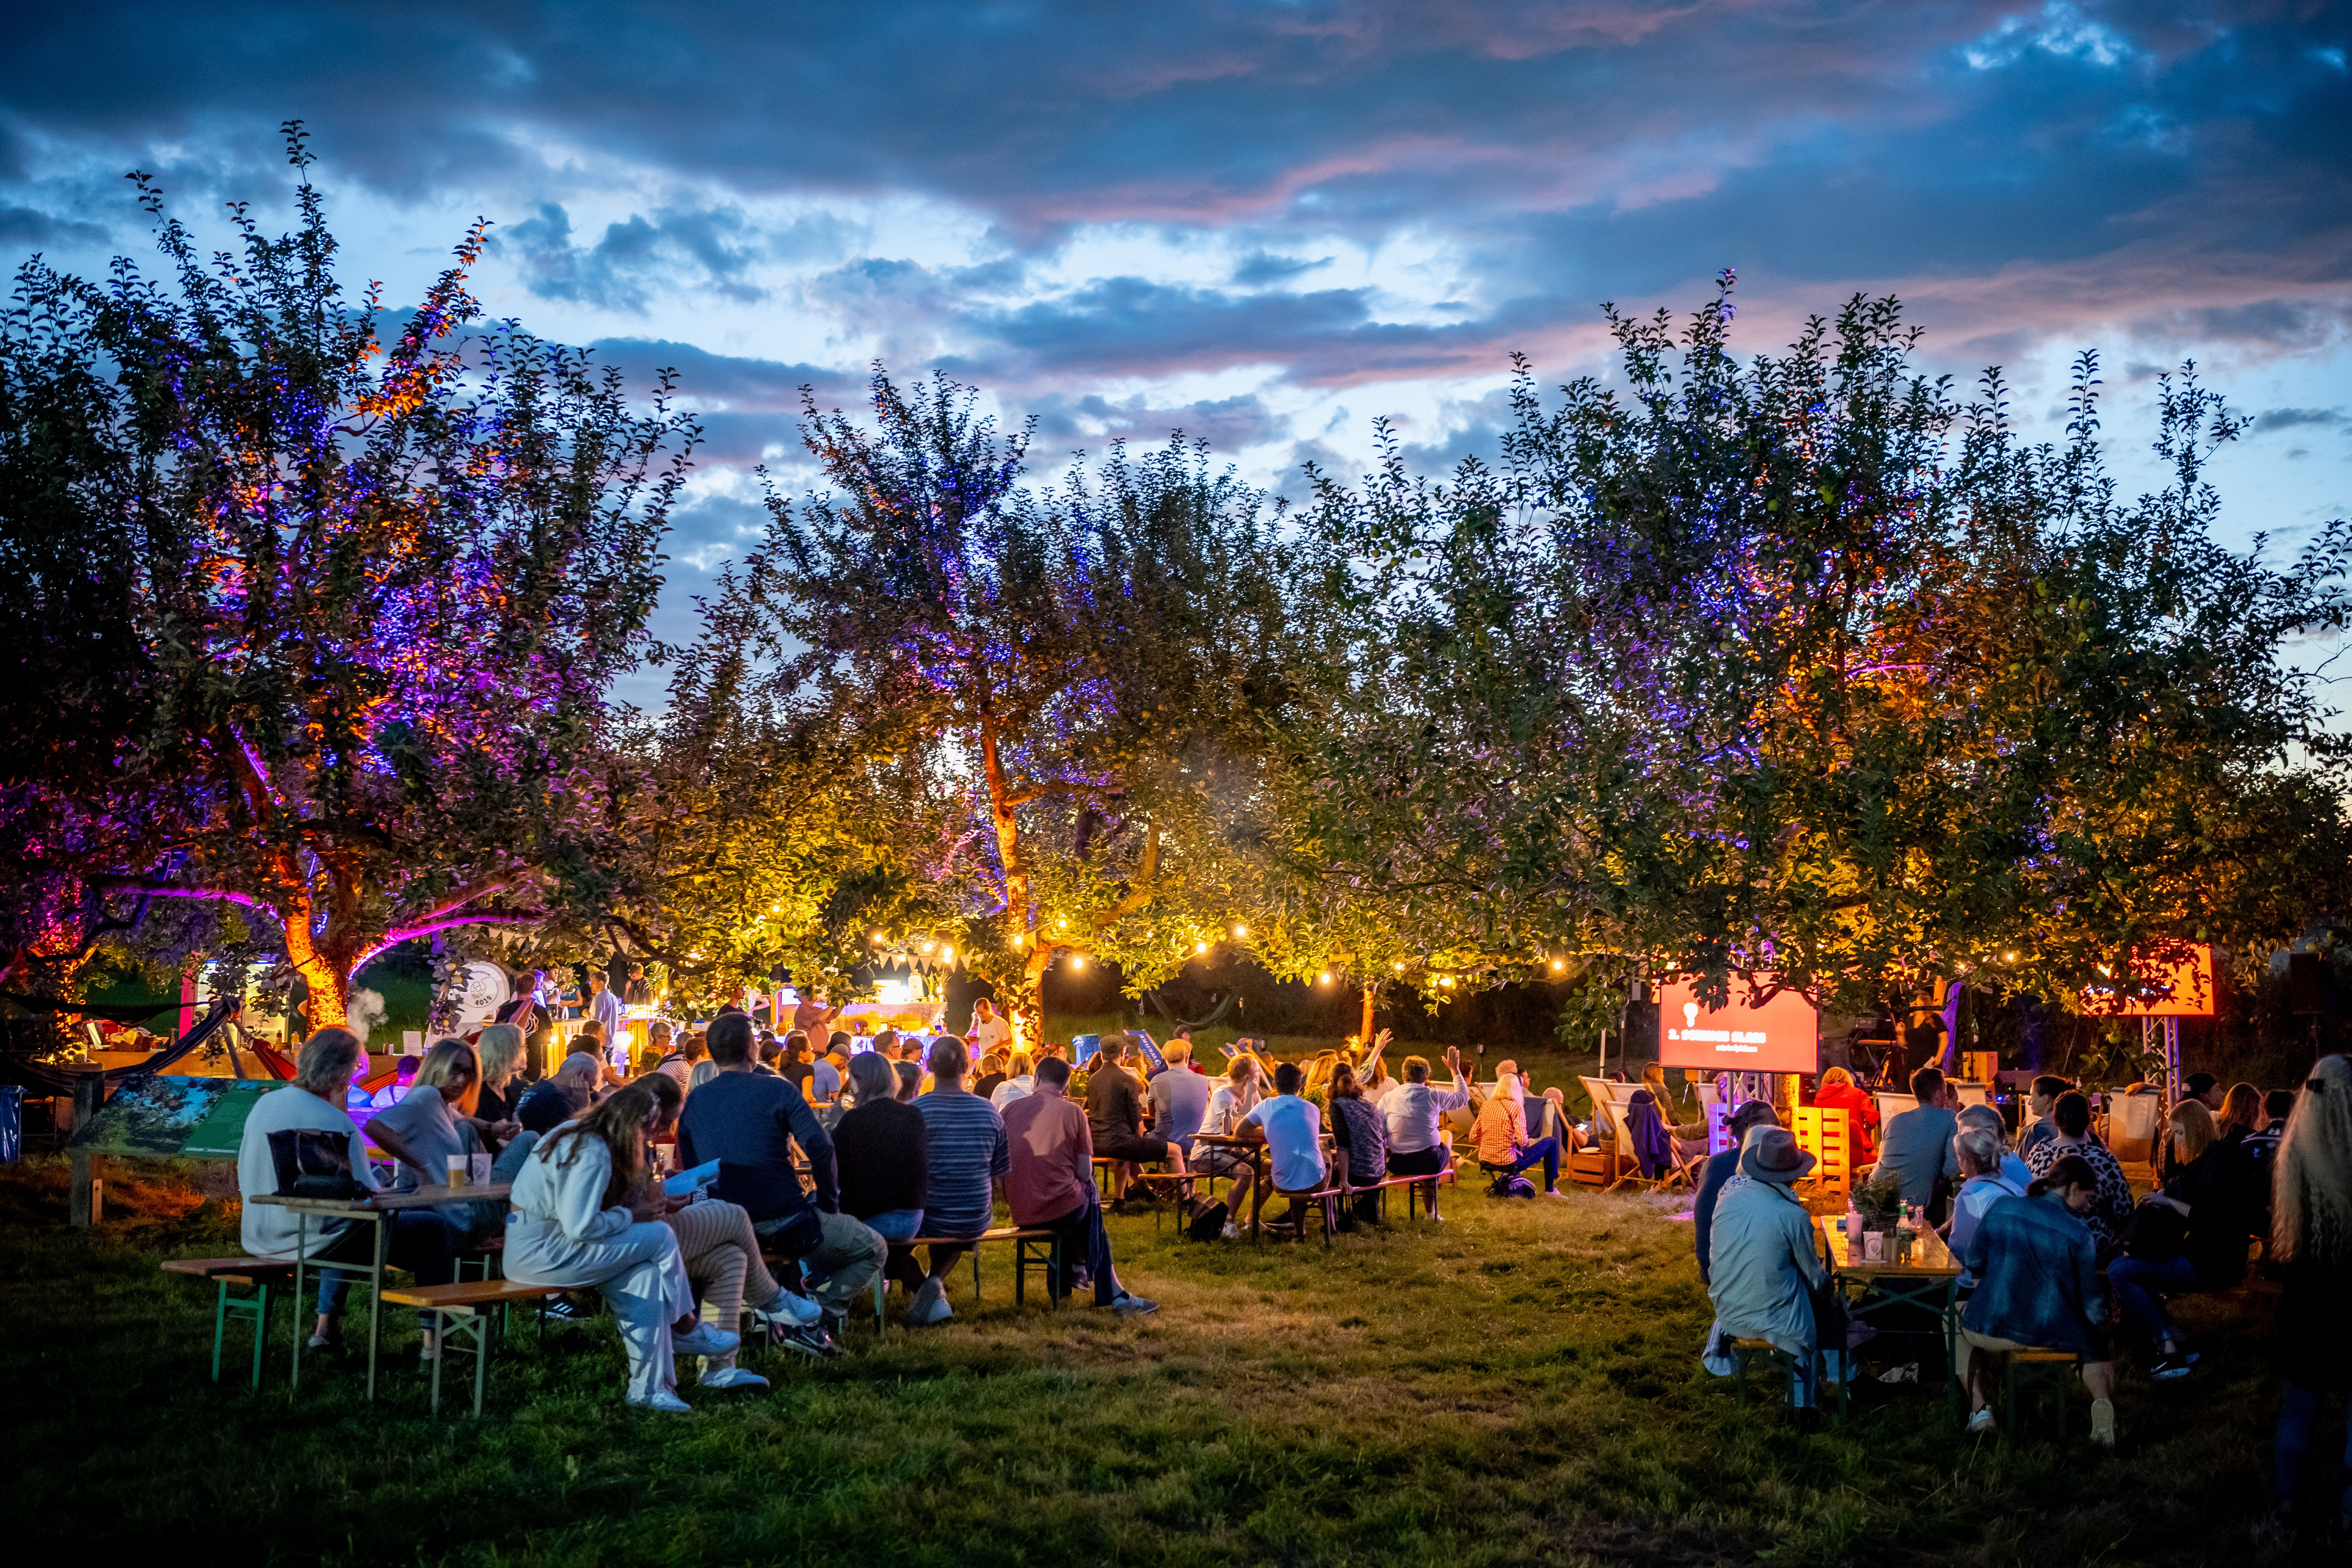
left=1377, top=1046, right=1471, bottom=1220
left=503, top=1082, right=740, bottom=1412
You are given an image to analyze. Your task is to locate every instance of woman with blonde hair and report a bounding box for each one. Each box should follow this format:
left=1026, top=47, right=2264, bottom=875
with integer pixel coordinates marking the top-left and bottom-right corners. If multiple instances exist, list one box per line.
left=472, top=1023, right=529, bottom=1143
left=505, top=1083, right=741, bottom=1411
left=2109, top=1097, right=2258, bottom=1377
left=990, top=1049, right=1036, bottom=1111
left=2217, top=1080, right=2265, bottom=1145
left=2269, top=1054, right=2352, bottom=1532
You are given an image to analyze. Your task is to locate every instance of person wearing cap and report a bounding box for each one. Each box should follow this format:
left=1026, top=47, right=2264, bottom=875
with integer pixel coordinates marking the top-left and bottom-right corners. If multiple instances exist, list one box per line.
left=1693, top=1100, right=1780, bottom=1285
left=1704, top=1126, right=1834, bottom=1414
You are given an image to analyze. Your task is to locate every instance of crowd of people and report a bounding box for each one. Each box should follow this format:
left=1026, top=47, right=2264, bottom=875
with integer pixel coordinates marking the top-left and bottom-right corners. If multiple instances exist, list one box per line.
left=1691, top=1056, right=2352, bottom=1530
left=228, top=1005, right=2352, bottom=1526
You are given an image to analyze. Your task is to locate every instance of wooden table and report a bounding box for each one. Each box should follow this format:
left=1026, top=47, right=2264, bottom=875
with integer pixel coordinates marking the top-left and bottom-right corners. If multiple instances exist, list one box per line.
left=1816, top=1214, right=1963, bottom=1423
left=250, top=1183, right=512, bottom=1401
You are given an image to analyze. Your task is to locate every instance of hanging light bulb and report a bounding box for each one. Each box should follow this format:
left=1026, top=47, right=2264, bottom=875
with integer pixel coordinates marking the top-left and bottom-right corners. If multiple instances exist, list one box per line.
left=1318, top=972, right=1332, bottom=985
left=1234, top=924, right=1247, bottom=938
left=1070, top=954, right=1086, bottom=969
left=1196, top=941, right=1209, bottom=954
left=942, top=947, right=954, bottom=965
left=1058, top=918, right=1069, bottom=930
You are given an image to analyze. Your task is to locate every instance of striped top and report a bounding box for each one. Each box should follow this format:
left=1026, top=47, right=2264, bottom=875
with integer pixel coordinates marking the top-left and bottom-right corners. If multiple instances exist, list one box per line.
left=913, top=1087, right=1011, bottom=1239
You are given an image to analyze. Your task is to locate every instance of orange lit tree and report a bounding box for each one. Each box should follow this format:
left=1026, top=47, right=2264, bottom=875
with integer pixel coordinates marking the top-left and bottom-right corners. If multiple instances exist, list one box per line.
left=758, top=368, right=1314, bottom=1029
left=0, top=129, right=694, bottom=1026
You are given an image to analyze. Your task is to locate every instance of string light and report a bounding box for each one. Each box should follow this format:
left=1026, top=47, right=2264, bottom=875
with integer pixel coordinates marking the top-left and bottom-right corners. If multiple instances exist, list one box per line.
left=1196, top=941, right=1209, bottom=954
left=1070, top=955, right=1086, bottom=969
left=1318, top=972, right=1332, bottom=985
left=1550, top=959, right=1565, bottom=971
left=1234, top=924, right=1247, bottom=937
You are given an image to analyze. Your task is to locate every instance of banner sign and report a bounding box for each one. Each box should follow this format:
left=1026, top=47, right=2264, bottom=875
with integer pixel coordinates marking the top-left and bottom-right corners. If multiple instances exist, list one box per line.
left=1656, top=979, right=1820, bottom=1074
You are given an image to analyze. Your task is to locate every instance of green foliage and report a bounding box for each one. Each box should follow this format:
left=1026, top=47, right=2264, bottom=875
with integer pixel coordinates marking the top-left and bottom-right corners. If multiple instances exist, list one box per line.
left=1294, top=274, right=2352, bottom=1016
left=755, top=367, right=1318, bottom=1018
left=0, top=129, right=695, bottom=1020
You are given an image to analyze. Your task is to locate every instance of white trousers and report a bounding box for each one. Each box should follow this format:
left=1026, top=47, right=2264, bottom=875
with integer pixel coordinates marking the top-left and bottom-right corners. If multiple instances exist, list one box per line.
left=505, top=1216, right=695, bottom=1401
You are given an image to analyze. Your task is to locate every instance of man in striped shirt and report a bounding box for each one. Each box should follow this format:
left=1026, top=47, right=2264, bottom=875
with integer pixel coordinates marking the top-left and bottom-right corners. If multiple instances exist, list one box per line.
left=909, top=1037, right=1011, bottom=1326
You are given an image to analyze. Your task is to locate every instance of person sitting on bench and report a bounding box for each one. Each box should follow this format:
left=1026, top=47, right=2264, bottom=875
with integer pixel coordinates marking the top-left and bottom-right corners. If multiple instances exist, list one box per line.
left=834, top=1051, right=934, bottom=1314
left=639, top=1071, right=827, bottom=1378
left=505, top=1083, right=742, bottom=1412
left=237, top=1026, right=461, bottom=1360
left=1242, top=1061, right=1328, bottom=1228
left=1084, top=1033, right=1191, bottom=1199
left=677, top=1012, right=883, bottom=1342
left=906, top=1037, right=1011, bottom=1326
left=1955, top=1152, right=2119, bottom=1444
left=1704, top=1126, right=1834, bottom=1419
left=517, top=1052, right=604, bottom=1134
left=1470, top=1074, right=1566, bottom=1196
left=1379, top=1048, right=1471, bottom=1220
left=1002, top=1056, right=1157, bottom=1314
left=1328, top=1062, right=1388, bottom=1228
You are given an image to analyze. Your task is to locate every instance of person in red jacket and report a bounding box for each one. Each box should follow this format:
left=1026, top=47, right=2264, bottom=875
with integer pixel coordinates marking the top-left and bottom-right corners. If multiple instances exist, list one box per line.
left=1813, top=1065, right=1880, bottom=1163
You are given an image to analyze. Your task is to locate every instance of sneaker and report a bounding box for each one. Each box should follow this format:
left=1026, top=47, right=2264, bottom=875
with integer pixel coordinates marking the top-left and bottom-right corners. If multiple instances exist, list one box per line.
left=628, top=1390, right=694, bottom=1414
left=543, top=1295, right=593, bottom=1324
left=1221, top=1223, right=1241, bottom=1240
left=2089, top=1397, right=2116, bottom=1447
left=306, top=1332, right=339, bottom=1353
left=1966, top=1407, right=1996, bottom=1437
left=699, top=1365, right=769, bottom=1391
left=1539, top=1188, right=1569, bottom=1199
left=751, top=1293, right=823, bottom=1331
left=773, top=1324, right=844, bottom=1359
left=672, top=1323, right=742, bottom=1358
left=1877, top=1363, right=1920, bottom=1385
left=2149, top=1354, right=2194, bottom=1380
left=1110, top=1292, right=1159, bottom=1316
left=907, top=1278, right=955, bottom=1326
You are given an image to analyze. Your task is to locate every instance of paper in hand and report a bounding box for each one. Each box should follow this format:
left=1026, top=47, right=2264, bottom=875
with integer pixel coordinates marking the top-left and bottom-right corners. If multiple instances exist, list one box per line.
left=664, top=1159, right=720, bottom=1198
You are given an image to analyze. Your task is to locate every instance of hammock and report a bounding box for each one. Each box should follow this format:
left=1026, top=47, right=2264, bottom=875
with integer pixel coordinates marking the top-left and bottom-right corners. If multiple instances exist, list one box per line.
left=0, top=996, right=243, bottom=1095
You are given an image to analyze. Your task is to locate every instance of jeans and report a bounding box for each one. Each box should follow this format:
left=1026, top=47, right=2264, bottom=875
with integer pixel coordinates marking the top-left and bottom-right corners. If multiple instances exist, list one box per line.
left=760, top=1209, right=887, bottom=1317
left=1036, top=1190, right=1118, bottom=1306
left=2275, top=1383, right=2352, bottom=1519
left=1499, top=1136, right=1561, bottom=1190
left=314, top=1210, right=459, bottom=1325
left=2108, top=1253, right=2206, bottom=1347
left=860, top=1208, right=926, bottom=1242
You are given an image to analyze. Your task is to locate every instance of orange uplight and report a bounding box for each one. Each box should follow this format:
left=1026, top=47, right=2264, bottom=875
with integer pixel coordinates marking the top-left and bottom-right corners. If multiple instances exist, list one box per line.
left=2081, top=945, right=2216, bottom=1018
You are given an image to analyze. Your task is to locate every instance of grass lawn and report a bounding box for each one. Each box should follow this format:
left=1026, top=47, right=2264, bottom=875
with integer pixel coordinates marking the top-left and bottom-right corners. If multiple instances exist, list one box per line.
left=0, top=1152, right=2327, bottom=1568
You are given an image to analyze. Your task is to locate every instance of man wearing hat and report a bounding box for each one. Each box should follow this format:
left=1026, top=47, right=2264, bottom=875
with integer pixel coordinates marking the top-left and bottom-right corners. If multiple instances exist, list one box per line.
left=1693, top=1100, right=1780, bottom=1285
left=1705, top=1125, right=1835, bottom=1415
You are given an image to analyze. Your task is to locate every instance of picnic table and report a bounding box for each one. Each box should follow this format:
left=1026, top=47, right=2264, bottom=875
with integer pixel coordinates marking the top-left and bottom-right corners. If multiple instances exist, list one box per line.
left=249, top=1183, right=512, bottom=1400
left=1815, top=1213, right=1963, bottom=1422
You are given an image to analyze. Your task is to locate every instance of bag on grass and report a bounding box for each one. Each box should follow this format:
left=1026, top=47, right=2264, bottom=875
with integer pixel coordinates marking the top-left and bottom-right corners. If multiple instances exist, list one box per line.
left=1188, top=1199, right=1229, bottom=1242
left=1488, top=1172, right=1536, bottom=1199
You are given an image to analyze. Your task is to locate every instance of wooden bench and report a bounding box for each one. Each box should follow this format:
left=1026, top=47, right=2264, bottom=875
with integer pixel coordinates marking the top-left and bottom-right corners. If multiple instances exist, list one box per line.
left=1350, top=1167, right=1457, bottom=1224
left=871, top=1226, right=1062, bottom=1327
left=162, top=1256, right=300, bottom=1391
left=378, top=1278, right=555, bottom=1417
left=1991, top=1347, right=2078, bottom=1438
left=1728, top=1336, right=1847, bottom=1423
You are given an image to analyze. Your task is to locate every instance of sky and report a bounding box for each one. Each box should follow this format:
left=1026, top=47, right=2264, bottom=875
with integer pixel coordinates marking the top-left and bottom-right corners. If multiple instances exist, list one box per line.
left=4, top=1, right=2348, bottom=691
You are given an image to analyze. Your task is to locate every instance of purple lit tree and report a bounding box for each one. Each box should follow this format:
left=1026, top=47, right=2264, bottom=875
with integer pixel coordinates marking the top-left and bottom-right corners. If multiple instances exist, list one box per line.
left=0, top=129, right=695, bottom=1027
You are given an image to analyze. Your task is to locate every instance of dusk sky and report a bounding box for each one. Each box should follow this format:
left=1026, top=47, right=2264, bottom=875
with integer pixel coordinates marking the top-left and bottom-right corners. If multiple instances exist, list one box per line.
left=5, top=2, right=2347, bottom=670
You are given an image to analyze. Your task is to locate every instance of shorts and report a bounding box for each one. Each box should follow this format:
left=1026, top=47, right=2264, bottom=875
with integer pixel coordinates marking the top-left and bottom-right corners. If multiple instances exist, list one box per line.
left=1388, top=1145, right=1449, bottom=1178
left=1953, top=1325, right=2109, bottom=1379
left=1195, top=1147, right=1249, bottom=1178
left=1095, top=1131, right=1176, bottom=1165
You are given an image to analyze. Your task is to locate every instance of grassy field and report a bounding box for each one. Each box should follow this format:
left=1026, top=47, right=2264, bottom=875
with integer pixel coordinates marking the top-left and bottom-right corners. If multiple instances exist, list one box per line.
left=0, top=1146, right=2329, bottom=1568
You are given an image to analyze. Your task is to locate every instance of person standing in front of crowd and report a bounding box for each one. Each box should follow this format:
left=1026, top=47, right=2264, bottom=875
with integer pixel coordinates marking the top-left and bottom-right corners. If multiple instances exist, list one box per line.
left=969, top=997, right=1012, bottom=1059
left=585, top=966, right=627, bottom=1074
left=2267, top=1054, right=2352, bottom=1538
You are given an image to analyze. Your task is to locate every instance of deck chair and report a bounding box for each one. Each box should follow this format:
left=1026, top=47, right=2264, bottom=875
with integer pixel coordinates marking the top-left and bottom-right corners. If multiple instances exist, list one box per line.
left=2107, top=1092, right=2166, bottom=1183
left=1873, top=1091, right=1916, bottom=1131
left=1952, top=1081, right=1990, bottom=1109
left=1791, top=1105, right=1855, bottom=1198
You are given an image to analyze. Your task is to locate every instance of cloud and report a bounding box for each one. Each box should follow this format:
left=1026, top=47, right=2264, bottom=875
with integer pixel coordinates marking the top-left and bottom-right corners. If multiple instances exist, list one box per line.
left=496, top=200, right=771, bottom=311
left=2250, top=407, right=2346, bottom=434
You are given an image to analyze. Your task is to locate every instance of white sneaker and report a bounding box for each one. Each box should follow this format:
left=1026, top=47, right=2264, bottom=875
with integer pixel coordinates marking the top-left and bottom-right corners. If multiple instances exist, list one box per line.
left=752, top=1293, right=822, bottom=1330
left=673, top=1323, right=742, bottom=1358
left=1966, top=1406, right=1996, bottom=1436
left=1221, top=1223, right=1240, bottom=1240
left=699, top=1365, right=769, bottom=1391
left=628, top=1390, right=693, bottom=1413
left=1110, top=1293, right=1158, bottom=1316
left=1539, top=1188, right=1569, bottom=1199
left=907, top=1278, right=954, bottom=1326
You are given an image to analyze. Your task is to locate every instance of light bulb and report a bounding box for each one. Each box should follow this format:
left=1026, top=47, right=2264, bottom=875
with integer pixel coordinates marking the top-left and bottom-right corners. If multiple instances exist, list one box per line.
left=1196, top=941, right=1209, bottom=953
left=1550, top=959, right=1564, bottom=970
left=1318, top=973, right=1332, bottom=985
left=1234, top=924, right=1247, bottom=937
left=1071, top=955, right=1086, bottom=969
